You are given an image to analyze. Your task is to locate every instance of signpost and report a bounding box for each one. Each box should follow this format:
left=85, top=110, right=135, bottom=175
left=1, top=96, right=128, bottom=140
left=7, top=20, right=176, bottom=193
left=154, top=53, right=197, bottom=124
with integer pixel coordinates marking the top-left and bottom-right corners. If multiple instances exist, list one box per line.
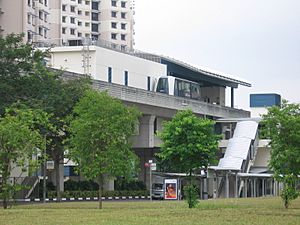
left=146, top=160, right=156, bottom=201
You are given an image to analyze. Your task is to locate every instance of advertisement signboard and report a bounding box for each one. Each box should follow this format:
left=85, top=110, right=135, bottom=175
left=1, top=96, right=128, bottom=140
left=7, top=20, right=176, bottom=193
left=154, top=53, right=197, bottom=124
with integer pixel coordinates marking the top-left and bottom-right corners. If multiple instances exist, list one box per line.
left=164, top=179, right=178, bottom=200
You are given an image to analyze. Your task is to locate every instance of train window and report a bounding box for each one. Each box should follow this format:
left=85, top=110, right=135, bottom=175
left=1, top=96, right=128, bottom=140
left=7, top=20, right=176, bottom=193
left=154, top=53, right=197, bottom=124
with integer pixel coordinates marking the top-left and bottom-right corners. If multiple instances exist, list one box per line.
left=174, top=79, right=190, bottom=98
left=191, top=83, right=201, bottom=100
left=156, top=78, right=169, bottom=94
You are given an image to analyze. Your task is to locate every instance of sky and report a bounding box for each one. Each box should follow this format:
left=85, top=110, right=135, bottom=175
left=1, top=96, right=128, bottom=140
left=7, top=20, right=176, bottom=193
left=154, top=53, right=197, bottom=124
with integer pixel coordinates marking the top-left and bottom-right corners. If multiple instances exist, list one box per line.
left=133, top=0, right=300, bottom=110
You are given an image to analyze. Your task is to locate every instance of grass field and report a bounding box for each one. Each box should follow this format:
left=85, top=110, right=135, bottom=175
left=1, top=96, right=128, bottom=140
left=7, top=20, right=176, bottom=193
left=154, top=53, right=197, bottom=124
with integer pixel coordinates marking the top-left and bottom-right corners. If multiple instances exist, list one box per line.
left=0, top=197, right=300, bottom=225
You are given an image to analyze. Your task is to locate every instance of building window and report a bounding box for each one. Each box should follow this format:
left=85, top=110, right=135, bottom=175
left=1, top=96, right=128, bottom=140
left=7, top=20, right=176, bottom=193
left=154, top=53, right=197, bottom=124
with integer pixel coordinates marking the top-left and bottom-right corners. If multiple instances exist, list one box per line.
left=85, top=0, right=90, bottom=5
left=78, top=0, right=82, bottom=4
left=121, top=34, right=126, bottom=41
left=39, top=10, right=43, bottom=20
left=27, top=31, right=32, bottom=42
left=92, top=34, right=99, bottom=40
left=111, top=22, right=117, bottom=29
left=44, top=0, right=48, bottom=6
left=78, top=21, right=82, bottom=26
left=92, top=1, right=99, bottom=10
left=111, top=11, right=117, bottom=18
left=92, top=12, right=99, bottom=21
left=85, top=11, right=90, bottom=16
left=121, top=12, right=126, bottom=19
left=124, top=71, right=128, bottom=86
left=70, top=6, right=76, bottom=13
left=85, top=22, right=90, bottom=27
left=121, top=45, right=126, bottom=51
left=111, top=33, right=117, bottom=40
left=108, top=67, right=112, bottom=83
left=121, top=1, right=126, bottom=8
left=27, top=14, right=31, bottom=24
left=70, top=17, right=75, bottom=24
left=39, top=27, right=43, bottom=36
left=92, top=23, right=98, bottom=32
left=28, top=0, right=31, bottom=6
left=70, top=28, right=75, bottom=35
left=62, top=27, right=66, bottom=34
left=62, top=16, right=66, bottom=23
left=78, top=32, right=82, bottom=37
left=85, top=33, right=90, bottom=38
left=44, top=14, right=48, bottom=22
left=78, top=10, right=82, bottom=15
left=147, top=76, right=151, bottom=91
left=121, top=23, right=126, bottom=30
left=111, top=0, right=117, bottom=7
left=39, top=0, right=43, bottom=4
left=44, top=29, right=47, bottom=38
left=62, top=4, right=66, bottom=11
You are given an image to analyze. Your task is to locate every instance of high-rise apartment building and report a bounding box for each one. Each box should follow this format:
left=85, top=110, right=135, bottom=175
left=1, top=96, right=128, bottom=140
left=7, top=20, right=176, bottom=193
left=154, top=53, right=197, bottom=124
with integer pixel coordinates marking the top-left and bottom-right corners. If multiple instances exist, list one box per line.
left=0, top=0, right=50, bottom=43
left=0, top=0, right=134, bottom=49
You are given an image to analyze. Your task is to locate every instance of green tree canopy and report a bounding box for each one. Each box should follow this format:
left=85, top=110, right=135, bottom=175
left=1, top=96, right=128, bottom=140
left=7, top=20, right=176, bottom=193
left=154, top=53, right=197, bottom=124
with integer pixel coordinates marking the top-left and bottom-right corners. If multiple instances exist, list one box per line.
left=0, top=33, right=91, bottom=200
left=262, top=101, right=300, bottom=208
left=157, top=109, right=220, bottom=208
left=0, top=106, right=52, bottom=209
left=67, top=89, right=141, bottom=209
left=157, top=109, right=220, bottom=174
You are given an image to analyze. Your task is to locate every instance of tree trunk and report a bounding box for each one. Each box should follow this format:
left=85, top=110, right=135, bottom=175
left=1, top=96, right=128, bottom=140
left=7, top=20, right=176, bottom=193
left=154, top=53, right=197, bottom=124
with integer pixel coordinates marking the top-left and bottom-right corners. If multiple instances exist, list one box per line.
left=98, top=175, right=103, bottom=209
left=2, top=157, right=10, bottom=209
left=55, top=154, right=62, bottom=202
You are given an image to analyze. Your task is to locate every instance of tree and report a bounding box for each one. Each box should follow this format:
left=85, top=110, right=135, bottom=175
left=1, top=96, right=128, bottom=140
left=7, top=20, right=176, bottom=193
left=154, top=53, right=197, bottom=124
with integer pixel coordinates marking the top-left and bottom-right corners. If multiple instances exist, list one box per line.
left=0, top=106, right=51, bottom=209
left=67, top=89, right=141, bottom=209
left=0, top=34, right=91, bottom=200
left=262, top=101, right=300, bottom=208
left=157, top=109, right=220, bottom=208
left=0, top=34, right=45, bottom=115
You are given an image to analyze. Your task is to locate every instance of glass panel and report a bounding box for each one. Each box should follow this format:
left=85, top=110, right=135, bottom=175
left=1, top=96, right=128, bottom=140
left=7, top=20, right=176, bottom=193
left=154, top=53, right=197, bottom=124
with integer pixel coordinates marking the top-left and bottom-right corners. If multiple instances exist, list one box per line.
left=191, top=83, right=201, bottom=100
left=156, top=78, right=169, bottom=94
left=174, top=79, right=190, bottom=98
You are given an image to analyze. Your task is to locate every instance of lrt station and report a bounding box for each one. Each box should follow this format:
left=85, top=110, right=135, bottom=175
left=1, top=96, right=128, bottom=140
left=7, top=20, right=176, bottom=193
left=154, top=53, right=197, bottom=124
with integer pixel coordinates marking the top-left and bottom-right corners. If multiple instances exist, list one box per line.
left=39, top=40, right=277, bottom=199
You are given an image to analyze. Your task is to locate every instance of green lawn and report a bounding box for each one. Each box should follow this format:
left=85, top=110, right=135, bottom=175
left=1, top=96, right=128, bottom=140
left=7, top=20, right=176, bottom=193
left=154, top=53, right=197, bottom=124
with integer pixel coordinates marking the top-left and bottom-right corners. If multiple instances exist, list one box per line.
left=0, top=197, right=300, bottom=225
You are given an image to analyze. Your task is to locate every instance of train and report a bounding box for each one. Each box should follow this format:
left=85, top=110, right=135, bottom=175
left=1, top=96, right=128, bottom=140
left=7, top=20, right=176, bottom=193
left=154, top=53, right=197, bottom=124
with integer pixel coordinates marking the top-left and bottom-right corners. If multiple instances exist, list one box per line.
left=154, top=76, right=201, bottom=100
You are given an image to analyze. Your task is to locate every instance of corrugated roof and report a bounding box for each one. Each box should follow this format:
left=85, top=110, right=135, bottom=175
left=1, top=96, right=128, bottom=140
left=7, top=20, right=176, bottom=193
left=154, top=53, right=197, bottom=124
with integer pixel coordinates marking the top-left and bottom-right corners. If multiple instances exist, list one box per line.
left=233, top=121, right=258, bottom=139
left=212, top=120, right=258, bottom=171
left=224, top=138, right=252, bottom=160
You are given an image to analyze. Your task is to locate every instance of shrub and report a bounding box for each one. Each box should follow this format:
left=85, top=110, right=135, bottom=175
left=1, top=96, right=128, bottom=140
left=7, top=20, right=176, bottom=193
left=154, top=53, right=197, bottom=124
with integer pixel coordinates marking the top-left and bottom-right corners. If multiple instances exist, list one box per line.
left=115, top=179, right=146, bottom=191
left=47, top=190, right=149, bottom=199
left=183, top=184, right=199, bottom=208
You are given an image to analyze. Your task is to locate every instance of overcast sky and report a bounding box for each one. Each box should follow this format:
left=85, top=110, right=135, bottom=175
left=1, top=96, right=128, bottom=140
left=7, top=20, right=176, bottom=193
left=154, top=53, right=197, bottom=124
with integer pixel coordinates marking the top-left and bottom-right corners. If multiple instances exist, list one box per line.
left=134, top=0, right=300, bottom=110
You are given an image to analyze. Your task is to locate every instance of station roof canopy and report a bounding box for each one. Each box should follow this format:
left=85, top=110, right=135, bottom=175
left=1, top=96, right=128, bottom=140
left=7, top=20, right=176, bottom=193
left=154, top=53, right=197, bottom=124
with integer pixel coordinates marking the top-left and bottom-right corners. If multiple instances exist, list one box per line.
left=132, top=52, right=251, bottom=88
left=161, top=57, right=251, bottom=88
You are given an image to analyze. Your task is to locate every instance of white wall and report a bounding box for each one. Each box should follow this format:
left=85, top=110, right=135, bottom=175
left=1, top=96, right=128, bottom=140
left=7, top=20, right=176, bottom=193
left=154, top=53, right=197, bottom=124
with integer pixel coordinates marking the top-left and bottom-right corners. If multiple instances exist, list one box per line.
left=48, top=46, right=167, bottom=91
left=94, top=47, right=166, bottom=89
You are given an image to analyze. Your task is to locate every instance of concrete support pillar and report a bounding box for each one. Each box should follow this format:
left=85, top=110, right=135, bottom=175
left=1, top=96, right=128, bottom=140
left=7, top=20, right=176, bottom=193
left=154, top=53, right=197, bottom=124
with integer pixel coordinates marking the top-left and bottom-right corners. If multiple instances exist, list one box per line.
left=254, top=179, right=257, bottom=197
left=225, top=172, right=229, bottom=198
left=250, top=179, right=254, bottom=197
left=262, top=179, right=265, bottom=196
left=132, top=115, right=156, bottom=148
left=199, top=178, right=203, bottom=199
left=235, top=173, right=238, bottom=198
left=270, top=178, right=273, bottom=196
left=213, top=177, right=217, bottom=199
left=216, top=175, right=219, bottom=198
left=244, top=179, right=248, bottom=198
